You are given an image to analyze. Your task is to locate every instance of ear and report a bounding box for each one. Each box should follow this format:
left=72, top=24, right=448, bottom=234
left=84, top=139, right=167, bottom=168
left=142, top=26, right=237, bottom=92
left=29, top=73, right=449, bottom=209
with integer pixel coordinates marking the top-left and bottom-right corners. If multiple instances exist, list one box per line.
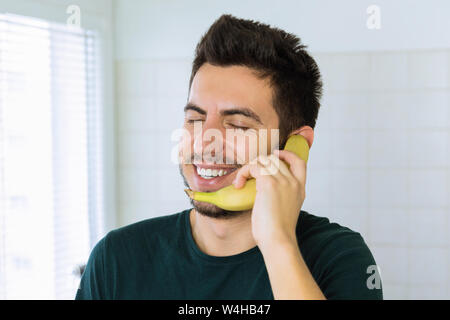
left=289, top=126, right=314, bottom=149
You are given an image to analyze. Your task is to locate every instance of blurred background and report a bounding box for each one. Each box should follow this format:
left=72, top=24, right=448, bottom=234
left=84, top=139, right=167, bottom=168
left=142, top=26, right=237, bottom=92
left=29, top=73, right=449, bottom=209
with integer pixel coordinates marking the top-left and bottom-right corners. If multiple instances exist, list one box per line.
left=0, top=0, right=449, bottom=299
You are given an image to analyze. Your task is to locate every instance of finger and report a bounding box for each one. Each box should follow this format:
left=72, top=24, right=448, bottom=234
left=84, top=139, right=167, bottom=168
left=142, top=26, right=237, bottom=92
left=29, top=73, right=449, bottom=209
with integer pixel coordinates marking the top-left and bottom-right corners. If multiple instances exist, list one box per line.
left=267, top=154, right=292, bottom=178
left=256, top=155, right=275, bottom=176
left=233, top=161, right=268, bottom=188
left=257, top=154, right=271, bottom=166
left=234, top=153, right=288, bottom=187
left=273, top=149, right=307, bottom=185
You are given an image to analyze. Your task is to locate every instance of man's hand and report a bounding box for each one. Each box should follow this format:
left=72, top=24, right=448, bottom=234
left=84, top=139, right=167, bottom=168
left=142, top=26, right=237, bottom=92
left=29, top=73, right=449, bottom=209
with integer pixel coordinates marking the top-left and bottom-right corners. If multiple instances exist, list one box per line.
left=233, top=150, right=325, bottom=300
left=233, top=149, right=307, bottom=250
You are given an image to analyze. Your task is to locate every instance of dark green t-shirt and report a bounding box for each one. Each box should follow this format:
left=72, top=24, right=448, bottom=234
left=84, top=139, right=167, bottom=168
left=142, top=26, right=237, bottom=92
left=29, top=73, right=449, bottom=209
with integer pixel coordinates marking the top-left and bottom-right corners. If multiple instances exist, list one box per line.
left=75, top=209, right=383, bottom=300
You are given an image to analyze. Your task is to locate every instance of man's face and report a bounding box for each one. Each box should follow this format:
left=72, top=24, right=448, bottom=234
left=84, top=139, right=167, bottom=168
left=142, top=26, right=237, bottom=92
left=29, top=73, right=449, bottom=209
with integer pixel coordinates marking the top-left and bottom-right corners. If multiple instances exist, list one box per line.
left=179, top=63, right=279, bottom=218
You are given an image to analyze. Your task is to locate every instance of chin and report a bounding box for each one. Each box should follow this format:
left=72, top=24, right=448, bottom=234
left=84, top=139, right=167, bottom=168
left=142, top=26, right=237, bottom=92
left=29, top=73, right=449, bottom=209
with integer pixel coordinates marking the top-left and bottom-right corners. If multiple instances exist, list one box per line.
left=191, top=199, right=246, bottom=220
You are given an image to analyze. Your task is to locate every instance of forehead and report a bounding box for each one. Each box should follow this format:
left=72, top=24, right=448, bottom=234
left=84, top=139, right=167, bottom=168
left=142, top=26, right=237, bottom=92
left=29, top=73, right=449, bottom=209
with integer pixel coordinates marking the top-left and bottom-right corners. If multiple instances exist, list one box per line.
left=188, top=63, right=276, bottom=121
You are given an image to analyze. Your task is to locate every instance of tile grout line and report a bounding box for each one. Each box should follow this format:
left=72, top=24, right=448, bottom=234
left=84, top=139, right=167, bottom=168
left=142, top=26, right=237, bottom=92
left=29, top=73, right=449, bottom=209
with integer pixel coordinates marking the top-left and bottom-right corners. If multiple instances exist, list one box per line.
left=366, top=54, right=372, bottom=248
left=405, top=52, right=411, bottom=299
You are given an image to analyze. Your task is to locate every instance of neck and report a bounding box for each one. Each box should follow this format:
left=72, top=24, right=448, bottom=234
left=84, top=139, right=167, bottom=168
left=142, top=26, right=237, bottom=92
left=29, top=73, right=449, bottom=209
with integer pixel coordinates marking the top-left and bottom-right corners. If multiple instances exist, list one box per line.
left=189, top=208, right=257, bottom=257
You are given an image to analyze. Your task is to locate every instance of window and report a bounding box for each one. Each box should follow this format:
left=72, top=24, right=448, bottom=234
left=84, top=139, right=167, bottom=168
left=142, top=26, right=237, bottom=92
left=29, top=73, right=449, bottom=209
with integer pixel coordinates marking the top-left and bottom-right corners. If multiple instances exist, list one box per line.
left=0, top=13, right=104, bottom=299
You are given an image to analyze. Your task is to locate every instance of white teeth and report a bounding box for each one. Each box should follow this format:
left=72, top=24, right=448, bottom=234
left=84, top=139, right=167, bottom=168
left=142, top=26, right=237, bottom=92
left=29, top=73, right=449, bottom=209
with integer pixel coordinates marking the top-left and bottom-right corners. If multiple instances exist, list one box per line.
left=196, top=167, right=231, bottom=178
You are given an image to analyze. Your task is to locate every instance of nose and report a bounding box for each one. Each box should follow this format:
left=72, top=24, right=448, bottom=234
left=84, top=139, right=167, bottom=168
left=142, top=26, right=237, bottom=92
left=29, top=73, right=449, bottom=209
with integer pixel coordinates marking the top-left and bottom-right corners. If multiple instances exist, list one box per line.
left=193, top=118, right=226, bottom=164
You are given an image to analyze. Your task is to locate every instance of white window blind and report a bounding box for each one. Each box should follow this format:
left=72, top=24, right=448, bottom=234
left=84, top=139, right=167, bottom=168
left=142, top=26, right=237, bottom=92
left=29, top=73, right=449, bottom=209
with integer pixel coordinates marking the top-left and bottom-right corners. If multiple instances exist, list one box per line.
left=0, top=13, right=104, bottom=299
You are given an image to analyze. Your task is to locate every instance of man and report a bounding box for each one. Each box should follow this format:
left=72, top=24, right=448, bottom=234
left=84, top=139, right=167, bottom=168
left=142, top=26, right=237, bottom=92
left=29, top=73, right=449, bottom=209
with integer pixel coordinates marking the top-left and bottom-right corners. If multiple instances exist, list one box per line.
left=76, top=14, right=382, bottom=300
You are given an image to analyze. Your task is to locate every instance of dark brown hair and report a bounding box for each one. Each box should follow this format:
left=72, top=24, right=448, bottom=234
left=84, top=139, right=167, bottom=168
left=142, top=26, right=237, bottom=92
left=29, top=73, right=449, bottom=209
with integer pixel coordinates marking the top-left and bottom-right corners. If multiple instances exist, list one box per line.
left=189, top=14, right=323, bottom=146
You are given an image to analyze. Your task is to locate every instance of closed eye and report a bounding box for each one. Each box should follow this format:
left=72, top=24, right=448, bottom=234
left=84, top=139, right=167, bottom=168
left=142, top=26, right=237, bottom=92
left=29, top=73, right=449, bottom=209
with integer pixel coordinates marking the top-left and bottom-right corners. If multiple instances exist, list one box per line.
left=230, top=124, right=249, bottom=130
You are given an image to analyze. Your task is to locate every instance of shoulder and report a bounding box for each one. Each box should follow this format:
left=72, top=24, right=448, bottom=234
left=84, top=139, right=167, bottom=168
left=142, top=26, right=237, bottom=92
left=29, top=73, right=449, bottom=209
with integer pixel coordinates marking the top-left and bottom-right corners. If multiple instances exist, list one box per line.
left=297, top=210, right=366, bottom=253
left=83, top=210, right=189, bottom=277
left=297, top=210, right=382, bottom=299
left=76, top=210, right=190, bottom=299
left=106, top=209, right=188, bottom=242
left=296, top=209, right=372, bottom=264
left=85, top=210, right=188, bottom=261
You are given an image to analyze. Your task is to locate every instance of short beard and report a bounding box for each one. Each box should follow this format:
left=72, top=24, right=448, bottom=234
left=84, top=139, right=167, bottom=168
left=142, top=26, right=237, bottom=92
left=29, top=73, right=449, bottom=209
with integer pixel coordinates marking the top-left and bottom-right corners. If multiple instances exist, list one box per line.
left=179, top=165, right=248, bottom=220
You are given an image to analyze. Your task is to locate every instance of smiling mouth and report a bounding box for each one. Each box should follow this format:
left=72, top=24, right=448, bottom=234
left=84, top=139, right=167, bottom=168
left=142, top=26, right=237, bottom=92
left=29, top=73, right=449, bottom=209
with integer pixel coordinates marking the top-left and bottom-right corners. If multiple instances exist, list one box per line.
left=194, top=165, right=238, bottom=179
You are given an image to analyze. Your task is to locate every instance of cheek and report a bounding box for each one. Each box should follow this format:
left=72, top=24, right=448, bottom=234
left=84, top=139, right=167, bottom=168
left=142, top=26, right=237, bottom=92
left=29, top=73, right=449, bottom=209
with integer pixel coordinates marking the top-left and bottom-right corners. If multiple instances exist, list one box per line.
left=232, top=129, right=280, bottom=164
left=236, top=141, right=251, bottom=164
left=225, top=134, right=259, bottom=165
left=178, top=128, right=195, bottom=164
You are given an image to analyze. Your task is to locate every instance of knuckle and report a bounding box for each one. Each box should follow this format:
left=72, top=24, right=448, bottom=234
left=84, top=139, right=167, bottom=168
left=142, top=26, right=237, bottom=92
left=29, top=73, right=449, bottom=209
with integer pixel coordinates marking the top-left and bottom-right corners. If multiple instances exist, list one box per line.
left=265, top=177, right=277, bottom=187
left=258, top=155, right=270, bottom=165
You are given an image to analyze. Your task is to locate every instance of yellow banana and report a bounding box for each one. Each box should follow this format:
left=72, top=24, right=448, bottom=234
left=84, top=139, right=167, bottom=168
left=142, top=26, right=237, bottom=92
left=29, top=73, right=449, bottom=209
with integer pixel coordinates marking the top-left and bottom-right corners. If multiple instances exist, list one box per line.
left=184, top=134, right=309, bottom=211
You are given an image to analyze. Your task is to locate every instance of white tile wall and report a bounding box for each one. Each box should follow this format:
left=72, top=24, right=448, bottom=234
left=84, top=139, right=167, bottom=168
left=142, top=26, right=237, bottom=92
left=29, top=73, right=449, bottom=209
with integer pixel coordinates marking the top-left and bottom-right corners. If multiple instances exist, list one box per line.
left=117, top=97, right=157, bottom=133
left=409, top=51, right=448, bottom=89
left=408, top=131, right=448, bottom=167
left=370, top=52, right=409, bottom=91
left=407, top=92, right=450, bottom=129
left=322, top=54, right=372, bottom=92
left=408, top=209, right=449, bottom=247
left=409, top=169, right=448, bottom=208
left=331, top=169, right=368, bottom=207
left=370, top=245, right=409, bottom=285
left=307, top=129, right=332, bottom=169
left=408, top=284, right=448, bottom=300
left=115, top=58, right=192, bottom=225
left=368, top=93, right=411, bottom=130
left=115, top=61, right=156, bottom=97
left=331, top=207, right=369, bottom=241
left=408, top=247, right=448, bottom=286
left=118, top=133, right=158, bottom=169
left=369, top=169, right=409, bottom=207
left=369, top=130, right=409, bottom=168
left=329, top=93, right=369, bottom=129
left=382, top=283, right=409, bottom=300
left=154, top=58, right=192, bottom=97
left=331, top=129, right=368, bottom=168
left=369, top=208, right=409, bottom=246
left=116, top=49, right=450, bottom=299
left=304, top=168, right=332, bottom=208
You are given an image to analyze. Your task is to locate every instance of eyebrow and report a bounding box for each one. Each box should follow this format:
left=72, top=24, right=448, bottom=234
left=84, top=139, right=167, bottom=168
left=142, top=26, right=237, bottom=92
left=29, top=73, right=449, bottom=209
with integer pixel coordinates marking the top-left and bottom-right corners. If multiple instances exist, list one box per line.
left=184, top=103, right=263, bottom=124
left=184, top=103, right=206, bottom=115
